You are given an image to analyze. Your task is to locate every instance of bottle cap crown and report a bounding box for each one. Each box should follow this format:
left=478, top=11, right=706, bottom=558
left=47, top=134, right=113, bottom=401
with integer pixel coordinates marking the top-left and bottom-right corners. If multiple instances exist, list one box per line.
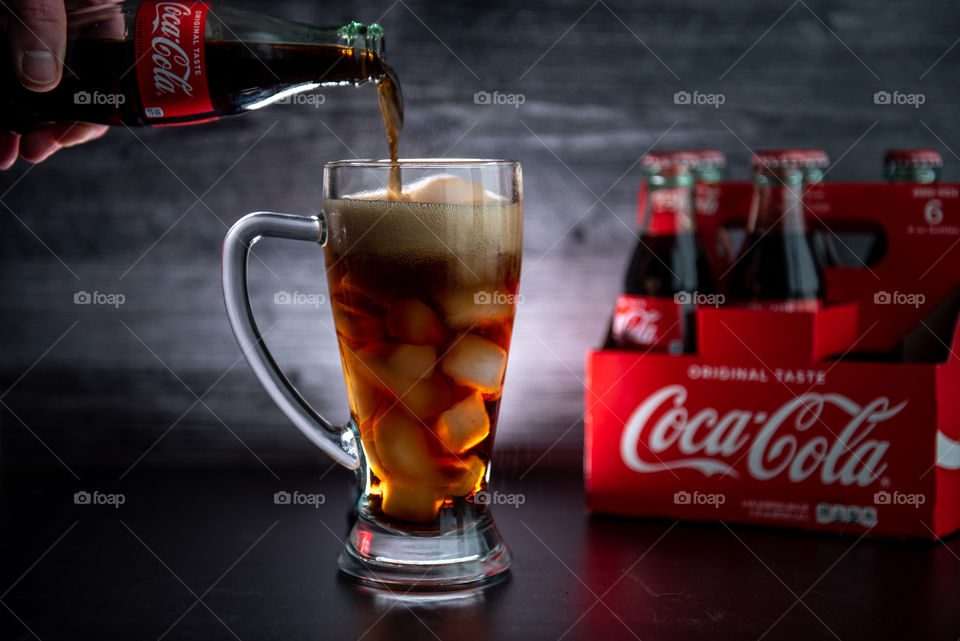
left=751, top=149, right=829, bottom=170
left=884, top=148, right=942, bottom=169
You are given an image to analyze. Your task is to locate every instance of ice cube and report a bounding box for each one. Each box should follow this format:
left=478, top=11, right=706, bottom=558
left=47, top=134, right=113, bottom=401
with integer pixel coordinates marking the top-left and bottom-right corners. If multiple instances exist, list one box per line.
left=440, top=286, right=515, bottom=330
left=331, top=300, right=386, bottom=345
left=363, top=438, right=388, bottom=481
left=386, top=297, right=446, bottom=345
left=340, top=347, right=387, bottom=431
left=403, top=175, right=503, bottom=206
left=335, top=272, right=385, bottom=313
left=398, top=375, right=453, bottom=421
left=386, top=343, right=436, bottom=380
left=441, top=334, right=508, bottom=395
left=354, top=343, right=452, bottom=421
left=447, top=456, right=486, bottom=497
left=350, top=343, right=401, bottom=393
left=380, top=481, right=445, bottom=523
left=434, top=390, right=490, bottom=454
left=373, top=406, right=443, bottom=484
left=342, top=368, right=381, bottom=430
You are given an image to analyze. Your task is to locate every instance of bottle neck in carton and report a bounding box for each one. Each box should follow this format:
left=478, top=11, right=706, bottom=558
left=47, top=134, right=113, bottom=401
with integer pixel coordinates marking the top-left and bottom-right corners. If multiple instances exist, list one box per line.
left=748, top=169, right=808, bottom=234
left=641, top=169, right=697, bottom=236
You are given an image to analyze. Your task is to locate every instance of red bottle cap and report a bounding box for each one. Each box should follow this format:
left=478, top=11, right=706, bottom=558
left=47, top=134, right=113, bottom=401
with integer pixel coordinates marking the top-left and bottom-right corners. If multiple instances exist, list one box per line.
left=690, top=149, right=726, bottom=168
left=884, top=148, right=942, bottom=168
left=751, top=149, right=829, bottom=169
left=643, top=151, right=699, bottom=171
left=802, top=149, right=830, bottom=169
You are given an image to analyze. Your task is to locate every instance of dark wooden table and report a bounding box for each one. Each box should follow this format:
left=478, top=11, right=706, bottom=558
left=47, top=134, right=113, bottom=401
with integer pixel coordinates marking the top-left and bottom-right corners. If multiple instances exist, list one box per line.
left=2, top=466, right=958, bottom=640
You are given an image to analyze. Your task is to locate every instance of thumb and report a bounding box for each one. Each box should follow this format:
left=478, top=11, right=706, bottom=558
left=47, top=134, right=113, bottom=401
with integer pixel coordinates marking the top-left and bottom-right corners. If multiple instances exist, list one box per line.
left=6, top=0, right=66, bottom=92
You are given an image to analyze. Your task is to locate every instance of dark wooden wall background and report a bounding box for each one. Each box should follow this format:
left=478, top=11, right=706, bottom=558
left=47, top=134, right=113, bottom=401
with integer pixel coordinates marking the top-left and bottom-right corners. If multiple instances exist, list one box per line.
left=2, top=0, right=959, bottom=475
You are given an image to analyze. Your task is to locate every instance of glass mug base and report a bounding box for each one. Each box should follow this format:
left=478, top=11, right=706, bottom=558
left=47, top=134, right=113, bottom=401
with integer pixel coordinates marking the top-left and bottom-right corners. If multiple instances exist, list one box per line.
left=338, top=504, right=512, bottom=588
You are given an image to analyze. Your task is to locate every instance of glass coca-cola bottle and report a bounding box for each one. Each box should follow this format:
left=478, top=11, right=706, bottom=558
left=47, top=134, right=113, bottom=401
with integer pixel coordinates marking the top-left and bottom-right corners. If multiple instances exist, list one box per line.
left=728, top=150, right=824, bottom=311
left=860, top=149, right=944, bottom=266
left=610, top=151, right=715, bottom=353
left=801, top=149, right=847, bottom=268
left=1, top=1, right=399, bottom=131
left=690, top=149, right=733, bottom=264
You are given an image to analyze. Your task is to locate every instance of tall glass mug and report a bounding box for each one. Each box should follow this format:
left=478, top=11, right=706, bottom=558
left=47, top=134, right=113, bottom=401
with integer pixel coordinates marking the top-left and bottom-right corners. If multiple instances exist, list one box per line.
left=222, top=160, right=522, bottom=587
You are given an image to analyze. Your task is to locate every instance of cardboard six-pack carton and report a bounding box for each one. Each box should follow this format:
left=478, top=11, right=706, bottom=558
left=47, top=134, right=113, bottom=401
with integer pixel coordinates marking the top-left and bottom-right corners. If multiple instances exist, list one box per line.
left=585, top=181, right=960, bottom=538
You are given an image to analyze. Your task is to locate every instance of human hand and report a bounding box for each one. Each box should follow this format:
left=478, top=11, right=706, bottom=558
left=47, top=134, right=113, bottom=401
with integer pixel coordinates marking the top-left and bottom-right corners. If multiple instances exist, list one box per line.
left=1, top=0, right=108, bottom=169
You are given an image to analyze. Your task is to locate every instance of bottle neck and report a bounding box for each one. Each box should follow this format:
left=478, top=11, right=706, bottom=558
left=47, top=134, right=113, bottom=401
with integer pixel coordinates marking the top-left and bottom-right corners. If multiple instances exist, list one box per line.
left=641, top=172, right=696, bottom=236
left=207, top=11, right=388, bottom=85
left=309, top=22, right=385, bottom=82
left=694, top=167, right=724, bottom=184
left=803, top=167, right=825, bottom=184
left=747, top=169, right=807, bottom=234
left=885, top=165, right=940, bottom=184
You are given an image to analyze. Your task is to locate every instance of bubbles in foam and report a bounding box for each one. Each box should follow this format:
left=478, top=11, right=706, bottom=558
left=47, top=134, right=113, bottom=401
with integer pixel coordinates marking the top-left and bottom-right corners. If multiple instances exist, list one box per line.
left=349, top=175, right=507, bottom=206
left=324, top=175, right=521, bottom=273
left=403, top=175, right=505, bottom=206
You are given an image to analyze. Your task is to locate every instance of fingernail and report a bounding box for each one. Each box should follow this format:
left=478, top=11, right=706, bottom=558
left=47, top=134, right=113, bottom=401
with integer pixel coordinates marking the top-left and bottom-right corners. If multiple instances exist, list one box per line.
left=19, top=50, right=57, bottom=86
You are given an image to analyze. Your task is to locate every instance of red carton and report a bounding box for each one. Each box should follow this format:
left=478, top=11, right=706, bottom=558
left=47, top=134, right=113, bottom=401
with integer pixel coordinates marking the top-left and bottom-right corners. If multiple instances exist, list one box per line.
left=585, top=182, right=960, bottom=538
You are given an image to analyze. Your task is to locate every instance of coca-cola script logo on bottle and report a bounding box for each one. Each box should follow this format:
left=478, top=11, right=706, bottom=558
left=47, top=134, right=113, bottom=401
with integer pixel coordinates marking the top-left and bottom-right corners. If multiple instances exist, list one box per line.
left=650, top=188, right=687, bottom=215
left=613, top=301, right=661, bottom=346
left=611, top=295, right=683, bottom=353
left=620, top=384, right=906, bottom=486
left=135, top=1, right=213, bottom=120
left=149, top=3, right=198, bottom=97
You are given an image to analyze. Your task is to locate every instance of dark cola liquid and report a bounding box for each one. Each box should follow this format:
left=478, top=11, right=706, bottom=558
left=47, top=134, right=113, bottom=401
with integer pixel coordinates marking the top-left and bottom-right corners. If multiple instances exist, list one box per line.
left=624, top=231, right=715, bottom=352
left=376, top=70, right=403, bottom=199
left=1, top=38, right=401, bottom=131
left=728, top=231, right=824, bottom=302
left=624, top=232, right=713, bottom=297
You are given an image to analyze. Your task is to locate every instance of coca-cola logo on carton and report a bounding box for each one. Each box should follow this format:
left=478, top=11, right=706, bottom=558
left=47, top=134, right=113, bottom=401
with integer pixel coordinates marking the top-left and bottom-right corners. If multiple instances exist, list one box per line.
left=620, top=384, right=906, bottom=486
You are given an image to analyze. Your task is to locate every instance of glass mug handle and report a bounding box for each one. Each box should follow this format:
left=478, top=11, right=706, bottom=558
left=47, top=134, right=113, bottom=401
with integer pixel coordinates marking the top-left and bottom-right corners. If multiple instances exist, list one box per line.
left=221, top=212, right=360, bottom=469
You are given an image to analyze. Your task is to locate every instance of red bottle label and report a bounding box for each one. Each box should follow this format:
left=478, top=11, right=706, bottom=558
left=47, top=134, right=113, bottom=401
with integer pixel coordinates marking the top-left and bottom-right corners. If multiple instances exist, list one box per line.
left=611, top=294, right=684, bottom=353
left=644, top=187, right=694, bottom=235
left=695, top=182, right=720, bottom=217
left=135, top=2, right=213, bottom=121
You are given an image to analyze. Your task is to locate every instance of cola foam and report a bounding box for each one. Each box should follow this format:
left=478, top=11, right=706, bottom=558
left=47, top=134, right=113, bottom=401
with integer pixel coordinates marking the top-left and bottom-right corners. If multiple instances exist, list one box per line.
left=324, top=175, right=521, bottom=275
